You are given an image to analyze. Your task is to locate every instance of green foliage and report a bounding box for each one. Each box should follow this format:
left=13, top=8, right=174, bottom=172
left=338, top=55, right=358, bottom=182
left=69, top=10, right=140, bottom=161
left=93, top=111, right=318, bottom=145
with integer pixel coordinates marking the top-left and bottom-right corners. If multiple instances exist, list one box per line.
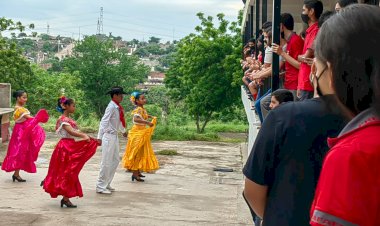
left=40, top=34, right=50, bottom=41
left=165, top=12, right=242, bottom=133
left=0, top=17, right=34, bottom=32
left=26, top=65, right=87, bottom=117
left=0, top=38, right=34, bottom=91
left=62, top=35, right=149, bottom=117
left=148, top=36, right=160, bottom=44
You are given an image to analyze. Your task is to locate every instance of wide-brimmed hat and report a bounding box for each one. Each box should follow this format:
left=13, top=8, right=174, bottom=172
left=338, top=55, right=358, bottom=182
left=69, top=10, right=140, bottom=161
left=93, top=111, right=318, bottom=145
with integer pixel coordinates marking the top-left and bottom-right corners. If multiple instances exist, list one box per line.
left=106, top=86, right=128, bottom=95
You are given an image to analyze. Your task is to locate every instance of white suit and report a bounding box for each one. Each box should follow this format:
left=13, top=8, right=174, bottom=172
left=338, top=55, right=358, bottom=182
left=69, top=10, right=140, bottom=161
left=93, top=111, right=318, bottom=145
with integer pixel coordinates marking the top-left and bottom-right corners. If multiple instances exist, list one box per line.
left=96, top=101, right=126, bottom=192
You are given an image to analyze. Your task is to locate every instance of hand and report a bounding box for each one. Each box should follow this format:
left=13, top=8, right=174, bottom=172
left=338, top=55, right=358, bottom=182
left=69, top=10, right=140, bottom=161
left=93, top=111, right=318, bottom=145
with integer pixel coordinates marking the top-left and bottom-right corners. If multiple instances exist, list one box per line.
left=297, top=89, right=301, bottom=99
left=298, top=55, right=305, bottom=62
left=82, top=134, right=90, bottom=142
left=122, top=132, right=128, bottom=138
left=97, top=139, right=102, bottom=146
left=272, top=43, right=283, bottom=56
left=148, top=122, right=154, bottom=127
left=304, top=57, right=314, bottom=66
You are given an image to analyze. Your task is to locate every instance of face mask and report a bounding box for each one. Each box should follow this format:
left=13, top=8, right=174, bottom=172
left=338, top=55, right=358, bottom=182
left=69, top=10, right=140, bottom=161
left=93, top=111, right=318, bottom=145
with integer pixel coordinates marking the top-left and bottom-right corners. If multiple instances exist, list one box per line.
left=281, top=32, right=285, bottom=39
left=301, top=13, right=310, bottom=24
left=315, top=66, right=328, bottom=96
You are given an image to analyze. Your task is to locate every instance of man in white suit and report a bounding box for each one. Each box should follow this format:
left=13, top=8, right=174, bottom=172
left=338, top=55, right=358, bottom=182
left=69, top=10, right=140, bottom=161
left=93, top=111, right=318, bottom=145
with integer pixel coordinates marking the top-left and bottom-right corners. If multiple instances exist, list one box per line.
left=96, top=86, right=128, bottom=194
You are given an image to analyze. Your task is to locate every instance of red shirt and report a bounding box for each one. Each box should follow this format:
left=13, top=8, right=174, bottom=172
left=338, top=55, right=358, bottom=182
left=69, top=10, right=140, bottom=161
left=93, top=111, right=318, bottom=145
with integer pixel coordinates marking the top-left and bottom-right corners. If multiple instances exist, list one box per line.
left=298, top=23, right=319, bottom=91
left=284, top=33, right=304, bottom=90
left=310, top=119, right=380, bottom=226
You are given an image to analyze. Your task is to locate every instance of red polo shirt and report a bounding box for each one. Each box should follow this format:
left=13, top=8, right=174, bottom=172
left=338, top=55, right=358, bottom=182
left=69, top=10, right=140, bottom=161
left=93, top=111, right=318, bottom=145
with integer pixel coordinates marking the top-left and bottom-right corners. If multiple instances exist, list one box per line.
left=298, top=22, right=319, bottom=91
left=284, top=33, right=304, bottom=90
left=310, top=120, right=380, bottom=226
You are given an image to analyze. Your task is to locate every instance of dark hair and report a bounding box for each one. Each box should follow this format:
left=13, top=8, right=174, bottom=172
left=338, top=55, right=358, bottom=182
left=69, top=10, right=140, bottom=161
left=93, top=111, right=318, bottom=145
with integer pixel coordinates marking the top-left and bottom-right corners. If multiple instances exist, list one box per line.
left=304, top=0, right=324, bottom=19
left=272, top=89, right=294, bottom=103
left=13, top=90, right=26, bottom=99
left=337, top=0, right=358, bottom=7
left=315, top=4, right=380, bottom=116
left=281, top=13, right=294, bottom=30
left=56, top=97, right=74, bottom=113
left=262, top=21, right=272, bottom=30
left=318, top=11, right=335, bottom=28
left=248, top=38, right=255, bottom=43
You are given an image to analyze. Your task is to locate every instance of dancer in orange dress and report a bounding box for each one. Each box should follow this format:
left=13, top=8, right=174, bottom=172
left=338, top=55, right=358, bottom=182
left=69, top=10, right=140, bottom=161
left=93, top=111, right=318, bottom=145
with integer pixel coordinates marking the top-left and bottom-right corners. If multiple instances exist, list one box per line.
left=43, top=97, right=99, bottom=208
left=122, top=92, right=159, bottom=182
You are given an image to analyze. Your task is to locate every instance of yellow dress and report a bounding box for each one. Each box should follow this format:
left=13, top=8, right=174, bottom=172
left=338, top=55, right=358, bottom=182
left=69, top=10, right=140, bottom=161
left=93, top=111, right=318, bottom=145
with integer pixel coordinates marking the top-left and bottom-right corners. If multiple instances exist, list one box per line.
left=122, top=107, right=159, bottom=172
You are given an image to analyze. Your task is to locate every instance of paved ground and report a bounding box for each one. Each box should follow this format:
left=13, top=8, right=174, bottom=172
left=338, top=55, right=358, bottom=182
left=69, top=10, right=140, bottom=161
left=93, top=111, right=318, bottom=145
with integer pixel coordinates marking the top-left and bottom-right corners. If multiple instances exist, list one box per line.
left=0, top=133, right=253, bottom=225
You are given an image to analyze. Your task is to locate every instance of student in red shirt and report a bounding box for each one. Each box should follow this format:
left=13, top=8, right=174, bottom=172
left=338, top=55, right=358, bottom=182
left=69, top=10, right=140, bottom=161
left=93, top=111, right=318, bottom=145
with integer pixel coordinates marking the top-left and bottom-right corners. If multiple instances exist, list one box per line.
left=297, top=0, right=323, bottom=101
left=272, top=13, right=304, bottom=99
left=309, top=5, right=380, bottom=226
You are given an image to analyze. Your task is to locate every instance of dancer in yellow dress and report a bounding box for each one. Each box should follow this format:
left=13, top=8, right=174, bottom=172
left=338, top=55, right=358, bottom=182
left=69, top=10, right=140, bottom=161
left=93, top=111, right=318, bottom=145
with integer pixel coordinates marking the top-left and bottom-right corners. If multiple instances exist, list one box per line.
left=122, top=92, right=159, bottom=182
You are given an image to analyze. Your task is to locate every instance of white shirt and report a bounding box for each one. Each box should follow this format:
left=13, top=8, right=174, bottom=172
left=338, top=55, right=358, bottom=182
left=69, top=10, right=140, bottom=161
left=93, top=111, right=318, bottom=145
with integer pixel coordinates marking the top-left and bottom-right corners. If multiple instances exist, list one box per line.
left=97, top=101, right=126, bottom=139
left=264, top=46, right=273, bottom=64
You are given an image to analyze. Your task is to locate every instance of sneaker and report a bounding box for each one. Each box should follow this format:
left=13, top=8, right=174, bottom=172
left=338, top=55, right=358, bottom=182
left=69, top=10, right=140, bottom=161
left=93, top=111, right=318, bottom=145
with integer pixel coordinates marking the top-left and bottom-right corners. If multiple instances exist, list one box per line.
left=106, top=186, right=115, bottom=192
left=96, top=189, right=112, bottom=194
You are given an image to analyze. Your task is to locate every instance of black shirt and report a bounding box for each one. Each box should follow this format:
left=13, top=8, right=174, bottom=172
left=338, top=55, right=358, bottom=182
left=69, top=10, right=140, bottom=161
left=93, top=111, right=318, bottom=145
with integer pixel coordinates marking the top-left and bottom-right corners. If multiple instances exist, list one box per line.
left=243, top=95, right=346, bottom=226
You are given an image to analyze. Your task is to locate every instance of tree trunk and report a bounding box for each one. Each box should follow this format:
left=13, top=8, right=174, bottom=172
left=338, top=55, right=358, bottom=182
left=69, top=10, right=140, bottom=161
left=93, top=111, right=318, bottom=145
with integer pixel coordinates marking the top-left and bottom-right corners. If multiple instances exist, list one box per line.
left=196, top=113, right=201, bottom=133
left=200, top=112, right=212, bottom=133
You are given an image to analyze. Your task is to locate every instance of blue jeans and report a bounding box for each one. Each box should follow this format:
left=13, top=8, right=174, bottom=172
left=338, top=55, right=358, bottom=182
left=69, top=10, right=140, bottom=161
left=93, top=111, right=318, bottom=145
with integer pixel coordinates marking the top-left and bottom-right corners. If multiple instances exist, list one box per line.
left=255, top=88, right=272, bottom=123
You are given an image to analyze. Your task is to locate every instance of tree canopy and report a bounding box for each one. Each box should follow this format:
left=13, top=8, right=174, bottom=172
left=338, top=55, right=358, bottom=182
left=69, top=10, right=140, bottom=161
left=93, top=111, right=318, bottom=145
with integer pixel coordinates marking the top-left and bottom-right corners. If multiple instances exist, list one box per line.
left=165, top=12, right=242, bottom=133
left=63, top=35, right=149, bottom=116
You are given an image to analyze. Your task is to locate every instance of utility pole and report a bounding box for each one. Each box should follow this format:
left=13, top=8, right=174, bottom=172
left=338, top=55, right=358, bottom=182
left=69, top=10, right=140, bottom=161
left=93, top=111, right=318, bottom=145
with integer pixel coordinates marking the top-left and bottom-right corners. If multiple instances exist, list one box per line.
left=172, top=28, right=175, bottom=43
left=78, top=27, right=81, bottom=41
left=47, top=23, right=50, bottom=35
left=97, top=7, right=104, bottom=35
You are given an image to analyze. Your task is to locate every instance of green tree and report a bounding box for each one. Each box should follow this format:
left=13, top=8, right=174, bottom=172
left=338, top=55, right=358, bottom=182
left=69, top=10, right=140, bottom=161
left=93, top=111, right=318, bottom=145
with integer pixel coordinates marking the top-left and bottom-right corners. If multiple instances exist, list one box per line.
left=165, top=12, right=242, bottom=133
left=148, top=36, right=160, bottom=44
left=26, top=65, right=86, bottom=117
left=0, top=19, right=34, bottom=91
left=63, top=35, right=149, bottom=116
left=133, top=47, right=149, bottom=57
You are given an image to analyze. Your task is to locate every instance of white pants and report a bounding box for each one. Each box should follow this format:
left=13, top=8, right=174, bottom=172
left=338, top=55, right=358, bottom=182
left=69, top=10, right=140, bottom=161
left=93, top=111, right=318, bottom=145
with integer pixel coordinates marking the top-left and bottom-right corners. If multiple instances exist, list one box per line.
left=96, top=133, right=120, bottom=191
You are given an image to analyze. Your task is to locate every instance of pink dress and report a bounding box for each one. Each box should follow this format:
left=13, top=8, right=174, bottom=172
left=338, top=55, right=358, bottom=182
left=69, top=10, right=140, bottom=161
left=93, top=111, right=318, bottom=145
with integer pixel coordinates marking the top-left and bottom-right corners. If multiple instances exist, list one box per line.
left=1, top=107, right=49, bottom=173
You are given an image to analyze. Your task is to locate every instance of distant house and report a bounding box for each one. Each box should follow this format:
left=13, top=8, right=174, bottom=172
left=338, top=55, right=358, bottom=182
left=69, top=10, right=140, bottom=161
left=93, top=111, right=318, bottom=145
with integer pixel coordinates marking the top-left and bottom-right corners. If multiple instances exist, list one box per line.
left=54, top=43, right=75, bottom=61
left=148, top=71, right=165, bottom=84
left=136, top=71, right=165, bottom=91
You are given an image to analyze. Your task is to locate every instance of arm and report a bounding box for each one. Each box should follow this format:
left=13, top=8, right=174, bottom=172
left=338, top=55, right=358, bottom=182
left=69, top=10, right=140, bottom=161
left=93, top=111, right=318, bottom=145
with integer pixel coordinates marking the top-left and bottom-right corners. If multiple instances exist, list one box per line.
left=134, top=116, right=154, bottom=127
left=97, top=106, right=112, bottom=140
left=273, top=43, right=301, bottom=69
left=243, top=111, right=280, bottom=219
left=244, top=178, right=268, bottom=218
left=252, top=66, right=272, bottom=80
left=62, top=124, right=89, bottom=141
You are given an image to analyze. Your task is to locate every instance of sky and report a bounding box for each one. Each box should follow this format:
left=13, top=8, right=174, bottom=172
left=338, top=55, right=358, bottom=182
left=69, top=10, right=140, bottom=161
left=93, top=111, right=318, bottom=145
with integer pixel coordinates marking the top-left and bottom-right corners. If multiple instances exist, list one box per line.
left=1, top=0, right=244, bottom=42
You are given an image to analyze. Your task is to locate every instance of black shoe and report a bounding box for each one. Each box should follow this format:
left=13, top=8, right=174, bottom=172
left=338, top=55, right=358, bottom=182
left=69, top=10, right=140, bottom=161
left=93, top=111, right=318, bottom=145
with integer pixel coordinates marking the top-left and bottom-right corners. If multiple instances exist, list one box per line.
left=40, top=180, right=44, bottom=187
left=60, top=199, right=77, bottom=208
left=132, top=175, right=144, bottom=182
left=138, top=173, right=145, bottom=178
left=12, top=175, right=26, bottom=182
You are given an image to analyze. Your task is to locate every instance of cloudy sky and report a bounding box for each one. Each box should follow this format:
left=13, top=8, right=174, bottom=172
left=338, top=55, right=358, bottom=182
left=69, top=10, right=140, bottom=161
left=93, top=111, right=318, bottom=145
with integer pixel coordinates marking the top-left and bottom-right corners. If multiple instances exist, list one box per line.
left=1, top=0, right=244, bottom=42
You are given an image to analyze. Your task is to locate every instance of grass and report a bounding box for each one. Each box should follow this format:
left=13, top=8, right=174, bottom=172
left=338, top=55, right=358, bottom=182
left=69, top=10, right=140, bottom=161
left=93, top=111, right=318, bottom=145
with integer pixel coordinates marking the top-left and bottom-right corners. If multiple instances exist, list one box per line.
left=40, top=116, right=248, bottom=143
left=155, top=149, right=180, bottom=156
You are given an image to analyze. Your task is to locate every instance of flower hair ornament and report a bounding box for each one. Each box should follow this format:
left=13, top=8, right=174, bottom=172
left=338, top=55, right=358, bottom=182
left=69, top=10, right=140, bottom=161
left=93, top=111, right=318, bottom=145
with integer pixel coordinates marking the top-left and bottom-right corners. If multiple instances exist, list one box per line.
left=60, top=96, right=67, bottom=104
left=130, top=91, right=140, bottom=105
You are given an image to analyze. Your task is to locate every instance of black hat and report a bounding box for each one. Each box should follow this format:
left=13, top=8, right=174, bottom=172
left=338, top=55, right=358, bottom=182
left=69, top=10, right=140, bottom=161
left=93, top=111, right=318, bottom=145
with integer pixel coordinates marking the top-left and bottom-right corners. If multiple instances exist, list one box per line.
left=106, top=86, right=127, bottom=95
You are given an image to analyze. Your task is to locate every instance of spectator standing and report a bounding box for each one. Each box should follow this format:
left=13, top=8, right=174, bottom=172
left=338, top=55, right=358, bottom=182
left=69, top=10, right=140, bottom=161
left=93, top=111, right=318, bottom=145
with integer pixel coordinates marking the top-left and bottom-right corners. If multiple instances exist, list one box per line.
left=310, top=5, right=380, bottom=226
left=297, top=0, right=323, bottom=100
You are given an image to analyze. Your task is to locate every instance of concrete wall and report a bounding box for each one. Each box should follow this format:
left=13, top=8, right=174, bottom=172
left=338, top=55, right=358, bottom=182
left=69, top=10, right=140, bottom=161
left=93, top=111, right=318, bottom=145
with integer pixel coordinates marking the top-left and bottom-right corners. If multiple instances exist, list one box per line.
left=0, top=83, right=12, bottom=143
left=241, top=86, right=259, bottom=155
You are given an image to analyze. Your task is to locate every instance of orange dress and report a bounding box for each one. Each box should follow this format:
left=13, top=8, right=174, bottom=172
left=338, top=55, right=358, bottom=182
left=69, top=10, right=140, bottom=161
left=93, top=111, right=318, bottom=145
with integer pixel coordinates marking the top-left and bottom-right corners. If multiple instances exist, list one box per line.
left=122, top=107, right=159, bottom=172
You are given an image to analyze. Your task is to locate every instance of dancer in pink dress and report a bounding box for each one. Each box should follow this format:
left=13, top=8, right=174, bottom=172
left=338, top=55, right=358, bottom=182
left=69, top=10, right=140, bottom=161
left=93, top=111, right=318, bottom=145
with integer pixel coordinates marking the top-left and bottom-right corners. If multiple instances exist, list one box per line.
left=1, top=90, right=49, bottom=182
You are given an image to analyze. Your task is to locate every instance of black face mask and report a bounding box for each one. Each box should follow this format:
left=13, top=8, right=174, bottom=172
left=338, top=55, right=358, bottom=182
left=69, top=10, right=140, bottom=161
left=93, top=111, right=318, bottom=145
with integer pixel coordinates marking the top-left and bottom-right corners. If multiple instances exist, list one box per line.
left=315, top=66, right=328, bottom=97
left=301, top=13, right=310, bottom=24
left=281, top=32, right=285, bottom=39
